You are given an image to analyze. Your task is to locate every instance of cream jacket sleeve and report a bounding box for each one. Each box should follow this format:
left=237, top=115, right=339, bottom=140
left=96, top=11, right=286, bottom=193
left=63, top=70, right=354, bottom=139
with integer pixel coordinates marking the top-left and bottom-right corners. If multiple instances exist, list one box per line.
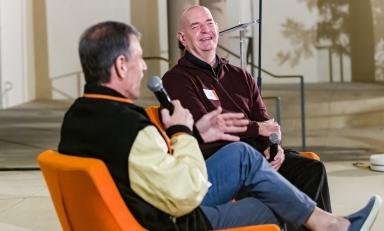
left=128, top=125, right=209, bottom=217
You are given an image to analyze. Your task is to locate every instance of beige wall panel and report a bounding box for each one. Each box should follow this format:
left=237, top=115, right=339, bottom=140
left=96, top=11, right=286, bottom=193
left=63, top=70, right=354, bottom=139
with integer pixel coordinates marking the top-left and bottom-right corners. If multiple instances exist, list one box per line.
left=45, top=0, right=131, bottom=99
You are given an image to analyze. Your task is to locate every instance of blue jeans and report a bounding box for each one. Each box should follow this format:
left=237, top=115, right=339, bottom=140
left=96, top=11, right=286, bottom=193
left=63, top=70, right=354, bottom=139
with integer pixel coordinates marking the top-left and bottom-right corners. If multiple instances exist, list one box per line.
left=200, top=142, right=316, bottom=229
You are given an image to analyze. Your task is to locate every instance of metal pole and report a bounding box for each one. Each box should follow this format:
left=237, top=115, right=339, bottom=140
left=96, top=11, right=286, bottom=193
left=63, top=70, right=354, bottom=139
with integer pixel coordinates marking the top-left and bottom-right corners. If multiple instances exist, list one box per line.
left=339, top=50, right=344, bottom=82
left=239, top=30, right=246, bottom=68
left=328, top=48, right=333, bottom=82
left=300, top=76, right=306, bottom=151
left=275, top=96, right=281, bottom=125
left=257, top=0, right=263, bottom=92
left=248, top=37, right=255, bottom=76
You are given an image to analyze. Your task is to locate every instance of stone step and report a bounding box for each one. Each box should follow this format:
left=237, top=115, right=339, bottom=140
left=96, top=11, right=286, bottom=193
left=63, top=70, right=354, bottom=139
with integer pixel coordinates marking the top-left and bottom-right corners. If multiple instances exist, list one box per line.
left=270, top=96, right=384, bottom=119
left=279, top=110, right=384, bottom=133
left=282, top=125, right=384, bottom=159
left=262, top=82, right=384, bottom=132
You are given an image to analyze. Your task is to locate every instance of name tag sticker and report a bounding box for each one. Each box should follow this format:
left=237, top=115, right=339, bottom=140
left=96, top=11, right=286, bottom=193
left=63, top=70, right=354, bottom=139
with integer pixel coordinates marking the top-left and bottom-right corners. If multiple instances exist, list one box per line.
left=203, top=89, right=219, bottom=100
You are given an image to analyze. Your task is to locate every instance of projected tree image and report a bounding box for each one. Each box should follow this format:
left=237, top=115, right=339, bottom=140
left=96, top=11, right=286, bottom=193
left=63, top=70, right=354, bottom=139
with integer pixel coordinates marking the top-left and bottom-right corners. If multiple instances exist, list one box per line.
left=277, top=0, right=384, bottom=82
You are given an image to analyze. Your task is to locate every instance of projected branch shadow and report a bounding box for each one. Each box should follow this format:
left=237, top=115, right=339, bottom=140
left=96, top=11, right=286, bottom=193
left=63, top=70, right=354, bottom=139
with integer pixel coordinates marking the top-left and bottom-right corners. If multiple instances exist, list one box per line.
left=277, top=0, right=384, bottom=81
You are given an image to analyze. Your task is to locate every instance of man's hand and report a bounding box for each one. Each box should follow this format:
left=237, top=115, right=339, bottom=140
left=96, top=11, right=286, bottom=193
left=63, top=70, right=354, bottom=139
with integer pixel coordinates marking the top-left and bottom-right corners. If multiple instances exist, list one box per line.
left=195, top=107, right=249, bottom=143
left=161, top=100, right=194, bottom=130
left=263, top=144, right=285, bottom=170
left=258, top=119, right=281, bottom=137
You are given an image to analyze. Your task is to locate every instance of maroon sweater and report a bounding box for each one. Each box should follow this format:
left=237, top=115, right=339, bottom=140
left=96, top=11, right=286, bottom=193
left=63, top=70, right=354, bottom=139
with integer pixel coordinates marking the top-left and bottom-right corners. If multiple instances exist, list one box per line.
left=163, top=51, right=271, bottom=158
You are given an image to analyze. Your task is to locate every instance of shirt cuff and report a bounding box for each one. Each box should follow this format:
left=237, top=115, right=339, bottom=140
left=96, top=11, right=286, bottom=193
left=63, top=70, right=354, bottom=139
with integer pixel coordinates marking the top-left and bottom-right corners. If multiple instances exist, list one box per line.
left=166, top=125, right=192, bottom=137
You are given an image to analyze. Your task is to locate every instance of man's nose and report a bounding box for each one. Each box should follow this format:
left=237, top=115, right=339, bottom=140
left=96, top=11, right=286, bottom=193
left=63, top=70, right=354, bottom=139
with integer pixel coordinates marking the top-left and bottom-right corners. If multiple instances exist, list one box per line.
left=200, top=24, right=209, bottom=32
left=142, top=60, right=147, bottom=70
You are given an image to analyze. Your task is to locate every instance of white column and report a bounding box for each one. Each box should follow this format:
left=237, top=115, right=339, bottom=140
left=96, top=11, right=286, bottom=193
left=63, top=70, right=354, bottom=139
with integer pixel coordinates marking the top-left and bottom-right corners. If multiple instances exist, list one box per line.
left=167, top=0, right=198, bottom=66
left=0, top=0, right=34, bottom=108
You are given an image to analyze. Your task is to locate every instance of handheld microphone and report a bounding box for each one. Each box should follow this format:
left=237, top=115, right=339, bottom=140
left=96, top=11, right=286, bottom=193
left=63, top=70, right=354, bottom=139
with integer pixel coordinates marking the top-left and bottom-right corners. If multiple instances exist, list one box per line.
left=268, top=133, right=280, bottom=162
left=147, top=76, right=174, bottom=114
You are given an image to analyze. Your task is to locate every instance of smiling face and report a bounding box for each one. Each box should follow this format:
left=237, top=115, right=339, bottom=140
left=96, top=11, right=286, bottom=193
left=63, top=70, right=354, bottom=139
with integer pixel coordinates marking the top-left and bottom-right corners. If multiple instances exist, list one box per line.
left=178, top=6, right=219, bottom=64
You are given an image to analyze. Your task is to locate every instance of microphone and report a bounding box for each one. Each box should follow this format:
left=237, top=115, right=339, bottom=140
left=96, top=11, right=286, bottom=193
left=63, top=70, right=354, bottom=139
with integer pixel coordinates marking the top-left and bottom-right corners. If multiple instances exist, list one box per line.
left=147, top=76, right=174, bottom=114
left=268, top=133, right=280, bottom=162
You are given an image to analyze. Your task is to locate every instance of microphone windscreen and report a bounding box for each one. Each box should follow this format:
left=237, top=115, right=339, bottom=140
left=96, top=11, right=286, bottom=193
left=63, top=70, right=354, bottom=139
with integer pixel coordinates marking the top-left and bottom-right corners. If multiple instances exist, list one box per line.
left=269, top=133, right=280, bottom=144
left=147, top=76, right=163, bottom=92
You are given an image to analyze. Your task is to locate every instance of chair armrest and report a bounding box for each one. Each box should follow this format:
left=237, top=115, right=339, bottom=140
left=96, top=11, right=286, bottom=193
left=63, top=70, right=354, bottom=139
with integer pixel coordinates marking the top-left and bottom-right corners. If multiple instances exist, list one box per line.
left=217, top=224, right=281, bottom=231
left=299, top=151, right=320, bottom=161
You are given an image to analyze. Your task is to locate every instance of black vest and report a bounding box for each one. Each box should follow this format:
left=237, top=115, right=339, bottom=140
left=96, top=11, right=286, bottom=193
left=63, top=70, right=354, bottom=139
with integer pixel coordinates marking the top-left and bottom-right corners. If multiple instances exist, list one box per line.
left=58, top=84, right=212, bottom=231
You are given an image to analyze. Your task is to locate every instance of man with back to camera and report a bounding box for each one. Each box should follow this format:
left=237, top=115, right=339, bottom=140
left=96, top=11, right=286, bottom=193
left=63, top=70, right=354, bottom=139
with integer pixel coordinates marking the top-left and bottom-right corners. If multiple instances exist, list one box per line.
left=58, top=20, right=381, bottom=231
left=162, top=6, right=333, bottom=230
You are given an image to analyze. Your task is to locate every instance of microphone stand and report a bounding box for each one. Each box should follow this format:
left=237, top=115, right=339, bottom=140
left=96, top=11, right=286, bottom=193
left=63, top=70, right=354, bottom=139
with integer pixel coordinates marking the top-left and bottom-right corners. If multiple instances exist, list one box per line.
left=219, top=19, right=258, bottom=69
left=257, top=0, right=263, bottom=92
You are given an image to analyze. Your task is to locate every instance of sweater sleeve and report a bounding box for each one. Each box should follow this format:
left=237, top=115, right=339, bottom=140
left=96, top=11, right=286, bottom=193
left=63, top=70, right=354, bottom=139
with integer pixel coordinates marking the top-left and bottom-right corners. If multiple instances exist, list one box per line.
left=242, top=71, right=271, bottom=151
left=128, top=125, right=209, bottom=217
left=238, top=70, right=269, bottom=122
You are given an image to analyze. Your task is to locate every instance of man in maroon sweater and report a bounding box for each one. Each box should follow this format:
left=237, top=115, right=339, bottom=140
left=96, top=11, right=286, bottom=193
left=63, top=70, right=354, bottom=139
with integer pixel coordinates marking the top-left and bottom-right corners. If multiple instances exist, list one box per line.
left=162, top=4, right=332, bottom=224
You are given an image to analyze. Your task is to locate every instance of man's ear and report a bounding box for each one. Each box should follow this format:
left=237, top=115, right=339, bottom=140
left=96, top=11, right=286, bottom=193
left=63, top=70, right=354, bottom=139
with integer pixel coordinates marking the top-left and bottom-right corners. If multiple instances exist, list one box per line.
left=177, top=32, right=186, bottom=47
left=114, top=55, right=127, bottom=78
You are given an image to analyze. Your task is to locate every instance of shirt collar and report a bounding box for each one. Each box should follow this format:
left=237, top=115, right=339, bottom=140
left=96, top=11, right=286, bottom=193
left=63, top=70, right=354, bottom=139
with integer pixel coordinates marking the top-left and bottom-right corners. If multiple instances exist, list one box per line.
left=184, top=51, right=221, bottom=77
left=185, top=51, right=220, bottom=70
left=84, top=83, right=125, bottom=98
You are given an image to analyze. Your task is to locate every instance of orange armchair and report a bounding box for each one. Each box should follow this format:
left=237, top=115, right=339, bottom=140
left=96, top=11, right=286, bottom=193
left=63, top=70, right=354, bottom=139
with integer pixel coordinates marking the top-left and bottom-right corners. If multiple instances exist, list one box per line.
left=218, top=224, right=280, bottom=231
left=299, top=151, right=320, bottom=161
left=37, top=150, right=280, bottom=231
left=37, top=150, right=146, bottom=231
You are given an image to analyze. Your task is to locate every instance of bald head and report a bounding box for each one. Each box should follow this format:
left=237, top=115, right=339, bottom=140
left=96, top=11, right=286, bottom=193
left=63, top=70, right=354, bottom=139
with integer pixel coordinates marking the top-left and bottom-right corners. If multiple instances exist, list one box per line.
left=177, top=5, right=218, bottom=65
left=179, top=5, right=213, bottom=31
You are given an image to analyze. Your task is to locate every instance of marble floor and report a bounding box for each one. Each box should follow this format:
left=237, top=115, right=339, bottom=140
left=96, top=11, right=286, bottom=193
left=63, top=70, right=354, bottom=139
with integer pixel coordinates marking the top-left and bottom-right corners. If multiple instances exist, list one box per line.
left=0, top=161, right=383, bottom=230
left=1, top=82, right=383, bottom=230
